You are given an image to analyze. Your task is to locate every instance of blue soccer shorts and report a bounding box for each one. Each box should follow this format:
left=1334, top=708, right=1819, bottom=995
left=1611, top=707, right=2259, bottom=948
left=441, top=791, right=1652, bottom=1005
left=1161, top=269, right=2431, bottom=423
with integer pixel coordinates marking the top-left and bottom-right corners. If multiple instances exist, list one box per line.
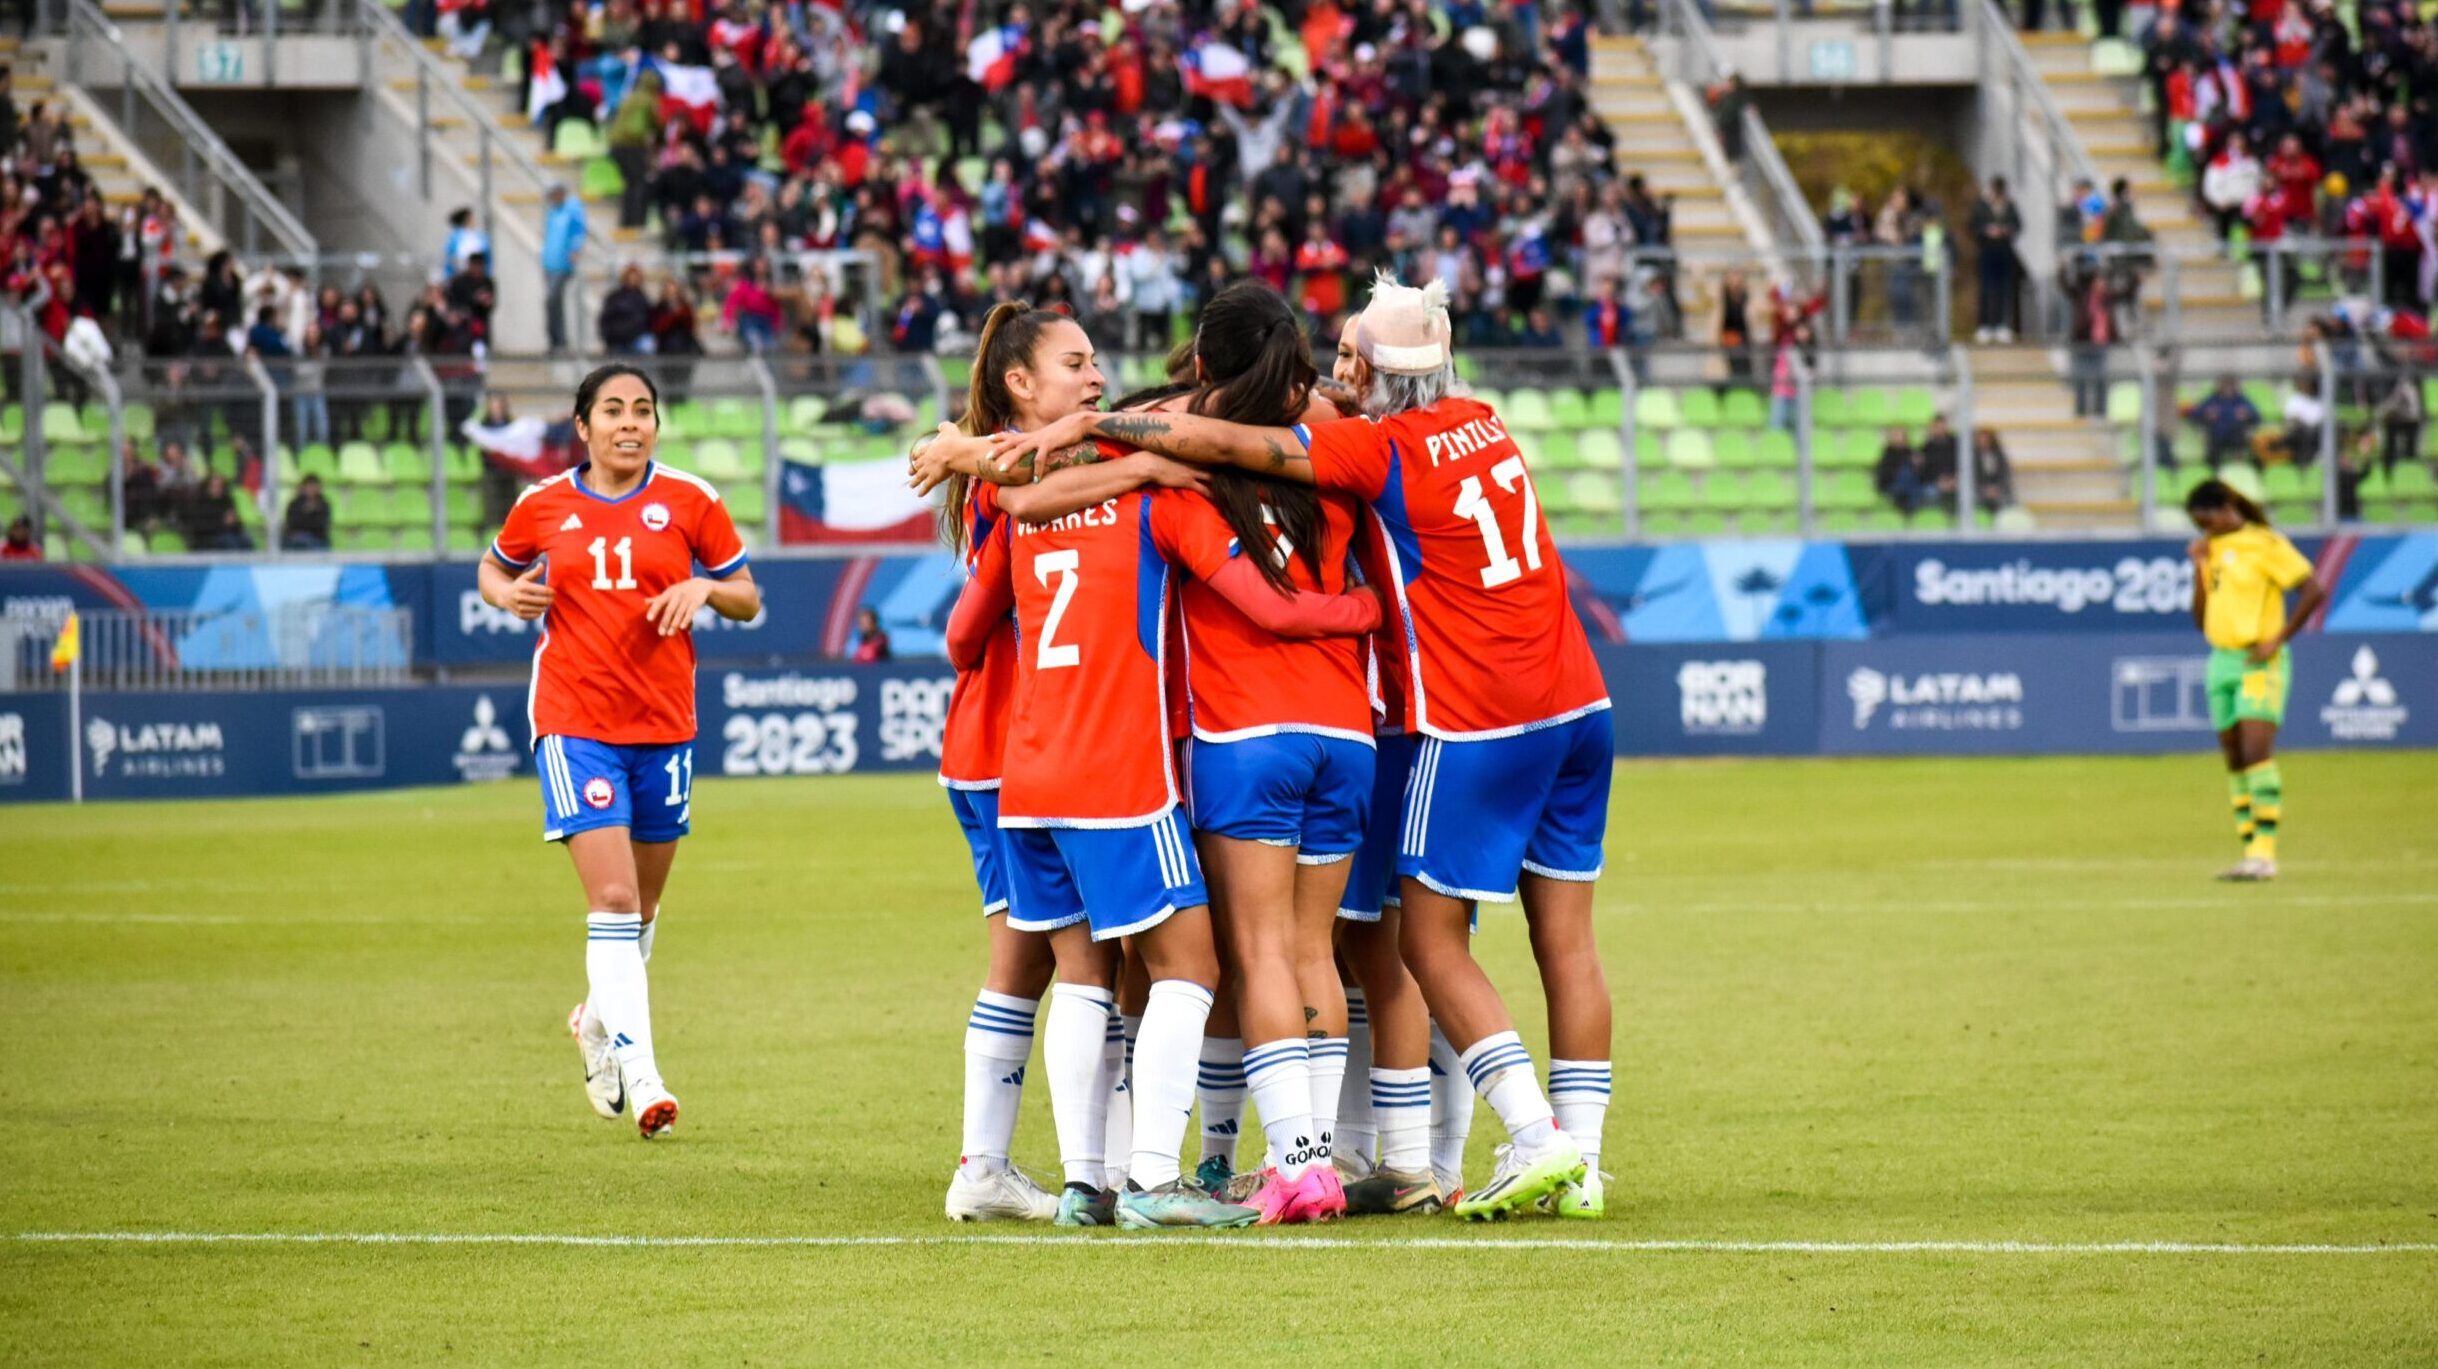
left=537, top=734, right=695, bottom=844
left=1002, top=807, right=1208, bottom=942
left=948, top=786, right=1013, bottom=918
left=1188, top=731, right=1374, bottom=859
left=1398, top=710, right=1613, bottom=904
left=1336, top=732, right=1418, bottom=922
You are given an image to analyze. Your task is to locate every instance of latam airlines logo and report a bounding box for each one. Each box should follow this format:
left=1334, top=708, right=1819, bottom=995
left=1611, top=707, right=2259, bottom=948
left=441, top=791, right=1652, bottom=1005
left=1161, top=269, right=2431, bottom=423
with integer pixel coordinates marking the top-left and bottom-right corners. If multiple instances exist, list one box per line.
left=2320, top=646, right=2408, bottom=741
left=1847, top=668, right=2025, bottom=732
left=86, top=716, right=228, bottom=778
left=1677, top=660, right=1767, bottom=735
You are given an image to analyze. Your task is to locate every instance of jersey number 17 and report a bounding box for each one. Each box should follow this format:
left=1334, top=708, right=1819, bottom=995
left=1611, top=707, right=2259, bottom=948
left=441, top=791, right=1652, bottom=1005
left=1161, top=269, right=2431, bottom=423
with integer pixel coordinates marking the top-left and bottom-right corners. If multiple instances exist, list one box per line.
left=1452, top=456, right=1543, bottom=588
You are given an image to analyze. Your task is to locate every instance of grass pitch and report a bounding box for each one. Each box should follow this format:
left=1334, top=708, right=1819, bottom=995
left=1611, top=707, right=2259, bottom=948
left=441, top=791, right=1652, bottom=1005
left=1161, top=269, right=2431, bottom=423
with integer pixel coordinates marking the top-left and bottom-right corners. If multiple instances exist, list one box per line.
left=2, top=753, right=2434, bottom=1365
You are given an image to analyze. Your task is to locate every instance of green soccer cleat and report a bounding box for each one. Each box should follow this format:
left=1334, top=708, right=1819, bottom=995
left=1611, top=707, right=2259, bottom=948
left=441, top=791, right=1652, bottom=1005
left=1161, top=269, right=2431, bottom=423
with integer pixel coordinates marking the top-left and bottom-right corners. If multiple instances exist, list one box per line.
left=1114, top=1178, right=1260, bottom=1230
left=1053, top=1183, right=1117, bottom=1228
left=1193, top=1154, right=1235, bottom=1198
left=1455, top=1137, right=1585, bottom=1222
left=1549, top=1170, right=1608, bottom=1220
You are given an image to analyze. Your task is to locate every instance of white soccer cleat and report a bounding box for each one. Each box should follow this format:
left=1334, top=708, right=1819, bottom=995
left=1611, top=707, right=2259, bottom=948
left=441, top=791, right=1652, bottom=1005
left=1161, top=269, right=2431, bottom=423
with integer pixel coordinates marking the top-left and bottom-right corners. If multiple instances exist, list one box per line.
left=628, top=1078, right=679, bottom=1139
left=945, top=1163, right=1061, bottom=1222
left=2216, top=857, right=2278, bottom=882
left=569, top=1002, right=624, bottom=1119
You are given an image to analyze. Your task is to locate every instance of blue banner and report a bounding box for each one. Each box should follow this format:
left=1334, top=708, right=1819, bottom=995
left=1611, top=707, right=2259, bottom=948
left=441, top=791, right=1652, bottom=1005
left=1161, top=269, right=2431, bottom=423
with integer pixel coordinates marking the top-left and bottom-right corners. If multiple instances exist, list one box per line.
left=1592, top=642, right=1820, bottom=756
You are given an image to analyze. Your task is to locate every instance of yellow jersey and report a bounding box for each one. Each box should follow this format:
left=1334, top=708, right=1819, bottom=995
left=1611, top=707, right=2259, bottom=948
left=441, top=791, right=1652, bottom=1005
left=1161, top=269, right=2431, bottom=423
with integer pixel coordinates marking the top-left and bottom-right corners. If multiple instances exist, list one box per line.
left=2201, top=524, right=2314, bottom=651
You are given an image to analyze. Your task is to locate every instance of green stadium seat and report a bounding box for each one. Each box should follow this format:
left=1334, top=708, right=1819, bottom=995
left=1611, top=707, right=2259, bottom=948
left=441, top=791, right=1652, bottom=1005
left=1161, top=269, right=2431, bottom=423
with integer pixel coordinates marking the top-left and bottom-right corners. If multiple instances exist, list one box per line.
left=1678, top=388, right=1722, bottom=429
left=1641, top=469, right=1696, bottom=511
left=41, top=402, right=85, bottom=444
left=1687, top=511, right=1729, bottom=536
left=1549, top=389, right=1590, bottom=430
left=1504, top=390, right=1555, bottom=432
left=336, top=442, right=385, bottom=484
left=1711, top=430, right=1756, bottom=469
left=1633, top=430, right=1661, bottom=472
left=1849, top=389, right=1892, bottom=428
left=122, top=402, right=156, bottom=442
left=1748, top=470, right=1798, bottom=510
left=730, top=439, right=766, bottom=479
left=693, top=439, right=746, bottom=481
left=1818, top=508, right=1862, bottom=533
left=1840, top=430, right=1883, bottom=468
left=2220, top=464, right=2268, bottom=505
left=1701, top=471, right=1748, bottom=510
left=1811, top=389, right=1851, bottom=428
left=1641, top=509, right=1689, bottom=536
left=1536, top=431, right=1582, bottom=470
left=1634, top=389, right=1680, bottom=431
left=443, top=487, right=481, bottom=525
left=581, top=156, right=625, bottom=202
left=1823, top=470, right=1877, bottom=510
left=388, top=443, right=435, bottom=484
left=444, top=444, right=483, bottom=483
left=552, top=119, right=606, bottom=160
left=1568, top=472, right=1622, bottom=517
left=0, top=405, right=19, bottom=445
left=1588, top=389, right=1624, bottom=430
left=1467, top=387, right=1506, bottom=415
left=1536, top=469, right=1577, bottom=515
left=336, top=526, right=390, bottom=553
left=664, top=401, right=707, bottom=441
left=1992, top=507, right=2038, bottom=533
left=1894, top=388, right=1938, bottom=428
left=726, top=482, right=768, bottom=524
left=1862, top=507, right=1907, bottom=532
left=1756, top=429, right=1799, bottom=469
left=445, top=528, right=483, bottom=554
left=2391, top=462, right=2437, bottom=495
left=1720, top=389, right=1765, bottom=429
left=2104, top=381, right=2143, bottom=426
left=61, top=486, right=109, bottom=527
left=778, top=437, right=820, bottom=466
left=1578, top=429, right=1624, bottom=470
left=147, top=528, right=189, bottom=554
left=48, top=444, right=108, bottom=486
left=2263, top=464, right=2308, bottom=501
left=1915, top=507, right=1956, bottom=532
left=709, top=397, right=763, bottom=440
left=786, top=395, right=830, bottom=435
left=393, top=524, right=437, bottom=554
left=1665, top=429, right=1714, bottom=470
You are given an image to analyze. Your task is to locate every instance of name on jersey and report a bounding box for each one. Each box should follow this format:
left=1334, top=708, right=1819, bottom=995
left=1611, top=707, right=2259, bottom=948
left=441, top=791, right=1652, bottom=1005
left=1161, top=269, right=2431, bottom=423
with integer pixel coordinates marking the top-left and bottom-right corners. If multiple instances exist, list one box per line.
left=1422, top=415, right=1515, bottom=468
left=1012, top=498, right=1121, bottom=537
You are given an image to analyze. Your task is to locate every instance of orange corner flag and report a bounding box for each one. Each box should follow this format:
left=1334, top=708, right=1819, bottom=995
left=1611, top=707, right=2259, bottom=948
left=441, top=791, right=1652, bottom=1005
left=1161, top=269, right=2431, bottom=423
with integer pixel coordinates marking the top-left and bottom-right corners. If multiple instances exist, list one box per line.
left=49, top=611, right=80, bottom=673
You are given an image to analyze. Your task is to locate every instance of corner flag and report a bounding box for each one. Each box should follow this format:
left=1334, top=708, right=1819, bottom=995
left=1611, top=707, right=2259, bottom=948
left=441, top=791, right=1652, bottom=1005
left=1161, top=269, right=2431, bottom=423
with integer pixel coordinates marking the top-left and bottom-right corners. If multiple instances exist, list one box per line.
left=49, top=611, right=79, bottom=673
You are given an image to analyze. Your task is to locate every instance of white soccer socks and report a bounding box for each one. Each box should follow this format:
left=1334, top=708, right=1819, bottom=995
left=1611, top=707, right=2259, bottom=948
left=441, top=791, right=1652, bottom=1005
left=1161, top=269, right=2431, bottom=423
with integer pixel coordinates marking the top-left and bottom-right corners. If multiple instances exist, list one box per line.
left=961, top=991, right=1039, bottom=1175
left=1338, top=989, right=1376, bottom=1166
left=1103, top=1012, right=1139, bottom=1190
left=1428, top=1021, right=1475, bottom=1188
left=1371, top=1066, right=1431, bottom=1174
left=1243, top=1037, right=1320, bottom=1181
left=1127, top=980, right=1215, bottom=1189
left=1549, top=1059, right=1612, bottom=1175
left=1459, top=1029, right=1558, bottom=1152
left=585, top=912, right=659, bottom=1087
left=1306, top=1035, right=1348, bottom=1168
left=1044, top=983, right=1115, bottom=1188
left=1197, top=1035, right=1247, bottom=1166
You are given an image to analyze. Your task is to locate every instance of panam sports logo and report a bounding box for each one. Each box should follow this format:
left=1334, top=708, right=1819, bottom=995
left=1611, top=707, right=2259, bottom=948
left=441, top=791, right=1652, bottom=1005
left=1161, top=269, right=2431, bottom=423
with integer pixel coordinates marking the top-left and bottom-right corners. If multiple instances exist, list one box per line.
left=1847, top=668, right=2025, bottom=732
left=1677, top=660, right=1767, bottom=735
left=2320, top=646, right=2408, bottom=741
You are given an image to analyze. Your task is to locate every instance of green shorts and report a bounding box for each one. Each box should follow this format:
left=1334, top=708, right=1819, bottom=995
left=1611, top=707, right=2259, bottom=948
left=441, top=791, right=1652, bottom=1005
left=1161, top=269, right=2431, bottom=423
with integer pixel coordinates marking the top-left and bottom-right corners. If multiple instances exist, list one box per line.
left=2206, top=646, right=2290, bottom=732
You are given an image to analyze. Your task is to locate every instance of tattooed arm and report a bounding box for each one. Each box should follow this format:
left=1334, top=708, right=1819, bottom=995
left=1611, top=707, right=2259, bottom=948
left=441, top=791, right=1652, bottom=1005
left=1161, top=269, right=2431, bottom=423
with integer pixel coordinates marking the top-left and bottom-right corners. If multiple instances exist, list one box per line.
left=999, top=452, right=1210, bottom=525
left=909, top=425, right=1105, bottom=493
left=989, top=410, right=1318, bottom=485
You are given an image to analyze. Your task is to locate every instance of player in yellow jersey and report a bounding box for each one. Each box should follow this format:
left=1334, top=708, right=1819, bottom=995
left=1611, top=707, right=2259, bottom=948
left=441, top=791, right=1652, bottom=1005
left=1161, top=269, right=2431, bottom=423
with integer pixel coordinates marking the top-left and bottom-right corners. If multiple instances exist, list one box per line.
left=2185, top=480, right=2328, bottom=882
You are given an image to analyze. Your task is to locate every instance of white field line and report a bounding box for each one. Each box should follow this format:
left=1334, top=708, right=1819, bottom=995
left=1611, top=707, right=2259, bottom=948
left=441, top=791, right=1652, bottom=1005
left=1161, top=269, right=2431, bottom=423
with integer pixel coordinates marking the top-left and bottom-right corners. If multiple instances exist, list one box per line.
left=11, top=1232, right=2437, bottom=1255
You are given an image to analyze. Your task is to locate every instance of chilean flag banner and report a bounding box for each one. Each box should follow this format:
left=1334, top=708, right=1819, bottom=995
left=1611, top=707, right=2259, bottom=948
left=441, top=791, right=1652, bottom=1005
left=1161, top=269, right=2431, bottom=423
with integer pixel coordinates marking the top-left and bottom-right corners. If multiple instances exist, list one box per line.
left=526, top=41, right=568, bottom=125
left=779, top=456, right=936, bottom=544
left=649, top=57, right=724, bottom=134
left=966, top=26, right=1024, bottom=92
left=1182, top=40, right=1255, bottom=107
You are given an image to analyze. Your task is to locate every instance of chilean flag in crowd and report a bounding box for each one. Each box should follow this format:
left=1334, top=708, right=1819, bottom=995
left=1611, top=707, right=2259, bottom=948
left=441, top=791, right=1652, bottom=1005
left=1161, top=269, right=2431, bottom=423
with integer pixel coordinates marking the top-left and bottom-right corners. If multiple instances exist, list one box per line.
left=1182, top=39, right=1255, bottom=107
left=909, top=200, right=947, bottom=269
left=779, top=456, right=935, bottom=544
left=648, top=55, right=724, bottom=134
left=967, top=25, right=1025, bottom=92
left=526, top=41, right=567, bottom=126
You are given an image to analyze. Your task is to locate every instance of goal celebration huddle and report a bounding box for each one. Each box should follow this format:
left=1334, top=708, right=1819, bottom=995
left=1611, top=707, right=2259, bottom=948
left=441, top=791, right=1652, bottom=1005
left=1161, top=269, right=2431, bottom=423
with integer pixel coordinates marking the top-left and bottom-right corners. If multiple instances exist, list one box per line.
left=904, top=273, right=1617, bottom=1228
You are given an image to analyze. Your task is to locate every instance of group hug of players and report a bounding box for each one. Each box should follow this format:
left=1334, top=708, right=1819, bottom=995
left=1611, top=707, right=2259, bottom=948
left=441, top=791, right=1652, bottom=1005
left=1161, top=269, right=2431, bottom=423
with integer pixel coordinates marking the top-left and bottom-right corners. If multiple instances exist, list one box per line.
left=904, top=275, right=1617, bottom=1228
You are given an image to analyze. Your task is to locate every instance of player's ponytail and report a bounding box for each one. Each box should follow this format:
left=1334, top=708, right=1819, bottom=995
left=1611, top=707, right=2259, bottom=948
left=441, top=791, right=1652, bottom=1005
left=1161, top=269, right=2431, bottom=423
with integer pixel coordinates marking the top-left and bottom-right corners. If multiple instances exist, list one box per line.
left=2185, top=477, right=2271, bottom=528
left=939, top=300, right=1063, bottom=556
left=1189, top=281, right=1328, bottom=595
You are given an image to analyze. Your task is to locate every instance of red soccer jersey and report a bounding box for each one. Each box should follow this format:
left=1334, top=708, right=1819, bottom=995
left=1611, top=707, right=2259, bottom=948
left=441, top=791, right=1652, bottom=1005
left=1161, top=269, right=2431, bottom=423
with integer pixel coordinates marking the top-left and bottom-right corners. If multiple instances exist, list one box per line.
left=1297, top=398, right=1609, bottom=739
left=1351, top=516, right=1410, bottom=736
left=939, top=482, right=1019, bottom=788
left=1173, top=488, right=1370, bottom=742
left=994, top=489, right=1234, bottom=827
left=490, top=462, right=748, bottom=745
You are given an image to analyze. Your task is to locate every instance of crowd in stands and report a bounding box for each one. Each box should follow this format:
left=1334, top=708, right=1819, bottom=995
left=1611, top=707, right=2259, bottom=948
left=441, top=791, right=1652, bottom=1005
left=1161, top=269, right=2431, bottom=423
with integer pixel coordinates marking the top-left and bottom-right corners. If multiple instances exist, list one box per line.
left=1873, top=414, right=2017, bottom=518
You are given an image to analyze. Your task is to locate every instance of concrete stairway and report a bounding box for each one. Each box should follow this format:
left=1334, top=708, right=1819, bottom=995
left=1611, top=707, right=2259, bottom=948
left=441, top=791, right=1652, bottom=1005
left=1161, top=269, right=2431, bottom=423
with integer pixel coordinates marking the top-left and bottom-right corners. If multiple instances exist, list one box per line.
left=1588, top=35, right=1757, bottom=256
left=1, top=36, right=216, bottom=259
left=2024, top=31, right=2257, bottom=337
left=1967, top=342, right=2135, bottom=529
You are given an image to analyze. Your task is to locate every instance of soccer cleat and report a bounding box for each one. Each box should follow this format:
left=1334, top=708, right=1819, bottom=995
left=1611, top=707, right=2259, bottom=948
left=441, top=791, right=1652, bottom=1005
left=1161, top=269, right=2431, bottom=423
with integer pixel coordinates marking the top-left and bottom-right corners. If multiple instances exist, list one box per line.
left=1114, top=1178, right=1260, bottom=1230
left=1454, top=1136, right=1585, bottom=1222
left=1193, top=1154, right=1235, bottom=1198
left=2216, top=857, right=2278, bottom=882
left=1307, top=1162, right=1348, bottom=1220
left=946, top=1163, right=1061, bottom=1222
left=1244, top=1166, right=1343, bottom=1225
left=1334, top=1149, right=1377, bottom=1185
left=1344, top=1166, right=1447, bottom=1216
left=1053, top=1182, right=1117, bottom=1227
left=569, top=1002, right=624, bottom=1119
left=1549, top=1170, right=1609, bottom=1220
left=628, top=1078, right=678, bottom=1140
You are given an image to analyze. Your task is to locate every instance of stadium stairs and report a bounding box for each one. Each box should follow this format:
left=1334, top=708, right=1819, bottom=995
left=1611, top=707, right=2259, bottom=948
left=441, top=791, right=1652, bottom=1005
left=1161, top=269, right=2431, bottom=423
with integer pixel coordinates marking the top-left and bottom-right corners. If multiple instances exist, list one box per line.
left=1589, top=34, right=1770, bottom=254
left=1962, top=342, right=2135, bottom=528
left=2023, top=31, right=2254, bottom=336
left=1, top=35, right=217, bottom=260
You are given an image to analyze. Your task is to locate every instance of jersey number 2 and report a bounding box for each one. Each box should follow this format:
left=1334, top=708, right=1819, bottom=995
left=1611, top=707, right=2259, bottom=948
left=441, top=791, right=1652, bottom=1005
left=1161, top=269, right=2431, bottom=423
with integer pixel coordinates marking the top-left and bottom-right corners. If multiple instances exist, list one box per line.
left=1453, top=456, right=1542, bottom=588
left=588, top=536, right=636, bottom=590
left=1033, top=549, right=1081, bottom=670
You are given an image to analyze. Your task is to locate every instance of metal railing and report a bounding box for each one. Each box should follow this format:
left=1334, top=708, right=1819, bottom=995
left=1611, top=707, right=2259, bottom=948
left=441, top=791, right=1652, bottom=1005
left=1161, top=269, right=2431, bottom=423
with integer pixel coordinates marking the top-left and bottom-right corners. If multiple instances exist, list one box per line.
left=0, top=606, right=413, bottom=692
left=60, top=0, right=318, bottom=268
left=1970, top=0, right=2099, bottom=334
left=1659, top=0, right=1830, bottom=293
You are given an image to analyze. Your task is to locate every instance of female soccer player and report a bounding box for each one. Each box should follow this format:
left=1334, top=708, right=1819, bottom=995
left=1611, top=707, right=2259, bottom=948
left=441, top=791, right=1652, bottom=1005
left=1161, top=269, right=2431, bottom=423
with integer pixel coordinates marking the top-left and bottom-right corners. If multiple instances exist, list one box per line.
left=973, top=276, right=1615, bottom=1223
left=479, top=363, right=761, bottom=1139
left=2186, top=479, right=2326, bottom=882
left=936, top=303, right=1210, bottom=1222
left=944, top=320, right=1383, bottom=1228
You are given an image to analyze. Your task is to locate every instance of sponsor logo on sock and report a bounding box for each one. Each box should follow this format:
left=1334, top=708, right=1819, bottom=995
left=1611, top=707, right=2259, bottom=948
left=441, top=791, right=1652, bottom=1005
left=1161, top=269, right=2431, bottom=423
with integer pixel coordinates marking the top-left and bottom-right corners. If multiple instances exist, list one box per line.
left=1206, top=1119, right=1238, bottom=1135
left=1282, top=1135, right=1325, bottom=1167
left=612, top=1032, right=633, bottom=1049
left=999, top=1066, right=1026, bottom=1086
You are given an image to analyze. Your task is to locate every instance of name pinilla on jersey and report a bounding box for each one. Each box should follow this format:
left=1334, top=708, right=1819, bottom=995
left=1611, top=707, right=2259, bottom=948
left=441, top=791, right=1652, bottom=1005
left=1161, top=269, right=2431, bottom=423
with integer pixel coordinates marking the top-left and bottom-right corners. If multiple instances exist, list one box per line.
left=1420, top=414, right=1516, bottom=468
